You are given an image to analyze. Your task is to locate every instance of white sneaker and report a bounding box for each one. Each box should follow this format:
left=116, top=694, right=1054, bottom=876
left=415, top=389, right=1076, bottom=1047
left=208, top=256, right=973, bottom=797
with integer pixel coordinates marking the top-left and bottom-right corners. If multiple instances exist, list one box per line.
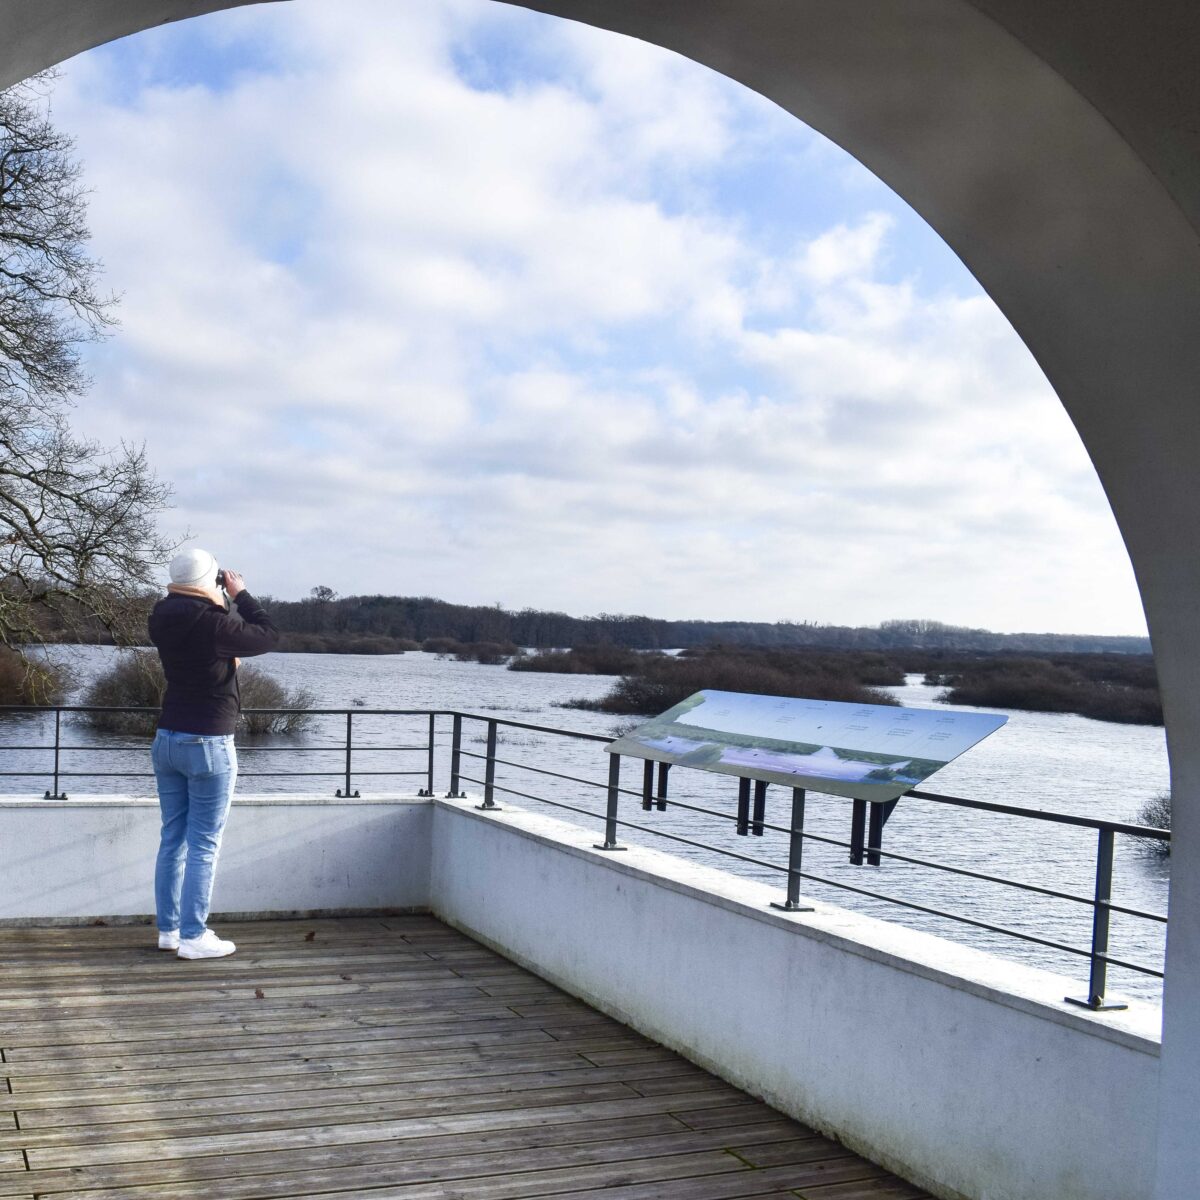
left=177, top=929, right=236, bottom=960
left=158, top=930, right=180, bottom=951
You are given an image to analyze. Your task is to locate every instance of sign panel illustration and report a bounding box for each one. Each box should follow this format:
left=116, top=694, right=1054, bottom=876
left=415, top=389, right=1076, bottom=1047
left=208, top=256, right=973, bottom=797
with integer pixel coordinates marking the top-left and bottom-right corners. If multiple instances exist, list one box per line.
left=606, top=690, right=1007, bottom=803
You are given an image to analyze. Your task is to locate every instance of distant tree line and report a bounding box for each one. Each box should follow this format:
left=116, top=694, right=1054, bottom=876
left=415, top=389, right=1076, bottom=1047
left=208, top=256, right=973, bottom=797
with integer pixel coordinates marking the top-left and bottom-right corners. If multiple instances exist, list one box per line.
left=256, top=592, right=1152, bottom=656
left=12, top=583, right=1152, bottom=657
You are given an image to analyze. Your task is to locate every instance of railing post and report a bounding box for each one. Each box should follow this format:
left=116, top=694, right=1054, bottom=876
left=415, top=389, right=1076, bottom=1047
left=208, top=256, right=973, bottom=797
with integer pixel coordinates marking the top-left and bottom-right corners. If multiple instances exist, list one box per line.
left=44, top=708, right=66, bottom=800
left=593, top=752, right=627, bottom=851
left=656, top=761, right=669, bottom=811
left=446, top=714, right=465, bottom=797
left=736, top=777, right=751, bottom=836
left=642, top=759, right=654, bottom=811
left=772, top=787, right=814, bottom=913
left=336, top=711, right=359, bottom=798
left=421, top=713, right=435, bottom=796
left=751, top=779, right=767, bottom=836
left=1066, top=827, right=1128, bottom=1011
left=475, top=719, right=502, bottom=811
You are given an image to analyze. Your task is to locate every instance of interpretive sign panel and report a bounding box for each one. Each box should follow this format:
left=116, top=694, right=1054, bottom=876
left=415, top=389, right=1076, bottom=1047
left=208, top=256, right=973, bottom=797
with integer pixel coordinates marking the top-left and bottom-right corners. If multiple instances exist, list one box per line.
left=607, top=690, right=1007, bottom=803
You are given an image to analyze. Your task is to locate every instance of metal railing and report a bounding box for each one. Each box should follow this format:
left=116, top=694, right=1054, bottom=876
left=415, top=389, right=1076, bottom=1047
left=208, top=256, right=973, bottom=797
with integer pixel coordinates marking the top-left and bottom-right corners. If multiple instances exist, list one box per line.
left=1, top=703, right=1170, bottom=1010
left=444, top=711, right=1168, bottom=1012
left=0, top=705, right=448, bottom=800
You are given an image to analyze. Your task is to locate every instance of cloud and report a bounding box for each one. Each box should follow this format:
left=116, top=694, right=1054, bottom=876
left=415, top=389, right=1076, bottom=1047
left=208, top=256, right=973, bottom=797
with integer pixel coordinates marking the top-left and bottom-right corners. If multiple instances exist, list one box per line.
left=45, top=0, right=1145, bottom=634
left=799, top=213, right=894, bottom=286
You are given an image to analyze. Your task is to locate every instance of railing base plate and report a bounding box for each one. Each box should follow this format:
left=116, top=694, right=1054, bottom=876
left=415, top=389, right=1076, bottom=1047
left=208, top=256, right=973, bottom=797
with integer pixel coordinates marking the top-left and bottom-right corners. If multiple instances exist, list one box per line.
left=592, top=843, right=628, bottom=852
left=770, top=901, right=815, bottom=913
left=475, top=803, right=503, bottom=812
left=1064, top=995, right=1129, bottom=1012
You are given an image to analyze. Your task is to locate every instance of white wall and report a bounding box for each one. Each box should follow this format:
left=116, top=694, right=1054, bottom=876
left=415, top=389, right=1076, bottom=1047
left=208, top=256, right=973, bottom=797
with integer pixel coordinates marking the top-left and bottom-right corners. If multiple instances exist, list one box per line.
left=430, top=799, right=1162, bottom=1200
left=0, top=795, right=431, bottom=920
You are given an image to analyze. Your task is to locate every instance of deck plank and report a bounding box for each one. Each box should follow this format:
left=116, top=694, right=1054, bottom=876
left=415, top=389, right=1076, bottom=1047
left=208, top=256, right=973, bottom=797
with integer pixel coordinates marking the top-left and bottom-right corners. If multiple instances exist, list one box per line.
left=2, top=1118, right=816, bottom=1195
left=12, top=1072, right=722, bottom=1134
left=797, top=1182, right=933, bottom=1199
left=0, top=1056, right=700, bottom=1117
left=19, top=1089, right=754, bottom=1168
left=0, top=917, right=931, bottom=1199
left=7, top=1035, right=655, bottom=1096
left=0, top=1116, right=799, bottom=1198
left=10, top=1147, right=756, bottom=1200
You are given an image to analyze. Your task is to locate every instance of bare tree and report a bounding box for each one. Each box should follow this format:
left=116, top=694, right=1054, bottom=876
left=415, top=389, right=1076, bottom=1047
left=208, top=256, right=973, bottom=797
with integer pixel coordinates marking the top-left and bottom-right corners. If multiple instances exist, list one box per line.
left=1, top=72, right=174, bottom=652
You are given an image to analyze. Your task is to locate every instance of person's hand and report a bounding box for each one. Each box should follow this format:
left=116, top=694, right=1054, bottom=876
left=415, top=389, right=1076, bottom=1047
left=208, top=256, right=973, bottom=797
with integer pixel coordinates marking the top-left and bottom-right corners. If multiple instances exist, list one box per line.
left=222, top=569, right=245, bottom=599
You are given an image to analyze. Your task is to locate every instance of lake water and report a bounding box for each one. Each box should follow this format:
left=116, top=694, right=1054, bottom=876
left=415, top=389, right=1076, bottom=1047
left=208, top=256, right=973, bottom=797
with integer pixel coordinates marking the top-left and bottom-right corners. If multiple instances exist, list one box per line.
left=1, top=645, right=1171, bottom=1004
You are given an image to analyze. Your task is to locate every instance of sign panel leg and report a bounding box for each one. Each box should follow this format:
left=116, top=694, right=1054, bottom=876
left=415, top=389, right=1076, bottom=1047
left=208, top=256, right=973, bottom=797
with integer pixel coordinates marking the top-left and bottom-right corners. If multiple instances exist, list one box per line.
left=751, top=780, right=767, bottom=836
left=850, top=799, right=867, bottom=865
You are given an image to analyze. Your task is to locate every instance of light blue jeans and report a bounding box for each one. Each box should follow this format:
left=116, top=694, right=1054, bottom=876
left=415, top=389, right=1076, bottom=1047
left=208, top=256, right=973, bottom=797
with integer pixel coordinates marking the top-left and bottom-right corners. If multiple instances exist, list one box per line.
left=152, top=729, right=238, bottom=940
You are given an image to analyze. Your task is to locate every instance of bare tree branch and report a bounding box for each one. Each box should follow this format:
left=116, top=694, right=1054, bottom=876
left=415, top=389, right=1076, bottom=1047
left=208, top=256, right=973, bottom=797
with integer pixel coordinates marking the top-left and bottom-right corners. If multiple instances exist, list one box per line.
left=1, top=72, right=175, bottom=651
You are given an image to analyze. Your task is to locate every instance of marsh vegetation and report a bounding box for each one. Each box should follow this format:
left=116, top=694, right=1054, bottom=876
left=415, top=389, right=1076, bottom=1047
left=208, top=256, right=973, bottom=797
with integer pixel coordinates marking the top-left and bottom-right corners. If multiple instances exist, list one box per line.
left=927, top=654, right=1161, bottom=725
left=77, top=650, right=314, bottom=736
left=510, top=644, right=1161, bottom=725
left=0, top=647, right=70, bottom=706
left=556, top=646, right=903, bottom=716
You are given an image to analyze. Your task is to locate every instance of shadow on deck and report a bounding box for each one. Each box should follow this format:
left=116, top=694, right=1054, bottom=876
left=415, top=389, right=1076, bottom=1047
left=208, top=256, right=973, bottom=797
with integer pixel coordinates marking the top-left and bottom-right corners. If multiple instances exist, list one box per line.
left=0, top=916, right=932, bottom=1200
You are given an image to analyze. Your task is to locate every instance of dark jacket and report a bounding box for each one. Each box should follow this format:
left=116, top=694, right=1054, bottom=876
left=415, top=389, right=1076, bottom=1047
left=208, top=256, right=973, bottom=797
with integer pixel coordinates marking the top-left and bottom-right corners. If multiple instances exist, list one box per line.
left=148, top=591, right=280, bottom=735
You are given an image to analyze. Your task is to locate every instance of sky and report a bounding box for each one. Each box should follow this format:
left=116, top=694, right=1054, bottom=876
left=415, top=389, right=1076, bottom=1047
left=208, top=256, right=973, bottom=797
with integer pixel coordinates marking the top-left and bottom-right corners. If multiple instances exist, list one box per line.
left=43, top=0, right=1147, bottom=635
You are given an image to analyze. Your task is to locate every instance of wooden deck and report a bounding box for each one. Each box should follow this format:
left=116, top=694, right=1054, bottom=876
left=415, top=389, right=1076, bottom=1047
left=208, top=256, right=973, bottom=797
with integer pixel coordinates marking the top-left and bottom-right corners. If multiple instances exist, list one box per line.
left=0, top=916, right=933, bottom=1200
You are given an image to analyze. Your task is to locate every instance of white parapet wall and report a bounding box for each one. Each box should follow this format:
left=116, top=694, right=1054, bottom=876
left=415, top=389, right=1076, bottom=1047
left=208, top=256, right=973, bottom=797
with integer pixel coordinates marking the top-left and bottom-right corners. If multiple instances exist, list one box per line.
left=0, top=795, right=432, bottom=921
left=429, top=798, right=1162, bottom=1200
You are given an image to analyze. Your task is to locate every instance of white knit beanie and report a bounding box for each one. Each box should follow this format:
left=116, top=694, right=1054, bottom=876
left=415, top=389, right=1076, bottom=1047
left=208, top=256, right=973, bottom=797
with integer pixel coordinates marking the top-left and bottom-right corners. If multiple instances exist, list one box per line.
left=169, top=548, right=219, bottom=588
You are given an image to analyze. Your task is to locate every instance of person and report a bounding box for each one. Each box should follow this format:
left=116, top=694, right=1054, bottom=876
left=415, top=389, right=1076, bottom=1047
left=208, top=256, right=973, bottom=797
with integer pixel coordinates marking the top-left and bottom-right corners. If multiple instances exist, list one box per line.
left=148, top=548, right=279, bottom=960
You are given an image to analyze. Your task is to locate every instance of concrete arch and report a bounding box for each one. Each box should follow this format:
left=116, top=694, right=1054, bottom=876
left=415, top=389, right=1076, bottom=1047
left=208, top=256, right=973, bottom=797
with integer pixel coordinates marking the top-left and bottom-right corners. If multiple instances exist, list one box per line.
left=2, top=3, right=1199, bottom=1196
